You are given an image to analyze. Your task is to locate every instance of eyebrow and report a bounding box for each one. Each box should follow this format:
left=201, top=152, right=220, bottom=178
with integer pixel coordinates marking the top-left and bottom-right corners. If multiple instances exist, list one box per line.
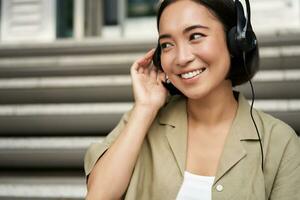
left=159, top=24, right=209, bottom=41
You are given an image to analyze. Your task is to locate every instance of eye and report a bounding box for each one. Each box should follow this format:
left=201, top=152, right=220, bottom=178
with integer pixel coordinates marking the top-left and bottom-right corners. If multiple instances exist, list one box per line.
left=160, top=42, right=173, bottom=50
left=190, top=33, right=204, bottom=41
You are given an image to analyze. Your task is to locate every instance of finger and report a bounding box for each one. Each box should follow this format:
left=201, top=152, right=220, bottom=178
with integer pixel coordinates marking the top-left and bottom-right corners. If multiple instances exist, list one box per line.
left=137, top=58, right=148, bottom=65
left=131, top=58, right=148, bottom=74
left=137, top=49, right=155, bottom=66
left=132, top=49, right=156, bottom=74
left=150, top=65, right=158, bottom=81
left=131, top=61, right=144, bottom=75
left=138, top=67, right=144, bottom=74
left=144, top=48, right=156, bottom=60
left=144, top=65, right=149, bottom=75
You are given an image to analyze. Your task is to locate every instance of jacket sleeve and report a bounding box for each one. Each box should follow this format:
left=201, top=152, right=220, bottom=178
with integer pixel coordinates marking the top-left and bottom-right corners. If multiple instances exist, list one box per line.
left=84, top=110, right=132, bottom=176
left=269, top=126, right=300, bottom=200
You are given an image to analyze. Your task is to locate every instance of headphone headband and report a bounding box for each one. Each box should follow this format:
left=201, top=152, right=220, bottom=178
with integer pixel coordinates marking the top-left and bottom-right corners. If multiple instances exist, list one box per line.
left=245, top=0, right=253, bottom=31
left=228, top=0, right=257, bottom=57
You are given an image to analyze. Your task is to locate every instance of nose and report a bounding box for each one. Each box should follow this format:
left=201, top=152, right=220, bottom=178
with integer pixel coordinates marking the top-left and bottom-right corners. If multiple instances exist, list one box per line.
left=175, top=43, right=195, bottom=67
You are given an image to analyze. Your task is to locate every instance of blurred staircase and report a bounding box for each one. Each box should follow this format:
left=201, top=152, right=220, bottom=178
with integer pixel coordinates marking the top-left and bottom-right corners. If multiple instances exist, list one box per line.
left=0, top=31, right=300, bottom=199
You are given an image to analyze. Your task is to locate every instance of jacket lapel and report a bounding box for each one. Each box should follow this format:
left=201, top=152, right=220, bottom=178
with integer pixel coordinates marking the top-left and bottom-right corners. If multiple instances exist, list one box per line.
left=214, top=93, right=262, bottom=184
left=165, top=126, right=187, bottom=177
left=159, top=96, right=188, bottom=177
left=213, top=123, right=247, bottom=184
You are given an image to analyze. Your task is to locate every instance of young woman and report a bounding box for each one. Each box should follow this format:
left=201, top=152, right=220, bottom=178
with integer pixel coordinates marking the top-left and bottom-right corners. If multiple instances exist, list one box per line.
left=85, top=0, right=300, bottom=199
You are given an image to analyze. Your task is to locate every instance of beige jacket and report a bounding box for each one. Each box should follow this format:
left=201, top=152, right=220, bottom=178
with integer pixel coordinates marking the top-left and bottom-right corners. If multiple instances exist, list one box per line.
left=84, top=93, right=300, bottom=200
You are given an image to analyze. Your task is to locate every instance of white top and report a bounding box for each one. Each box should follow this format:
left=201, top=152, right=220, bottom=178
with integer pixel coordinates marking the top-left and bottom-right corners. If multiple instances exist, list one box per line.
left=176, top=171, right=215, bottom=200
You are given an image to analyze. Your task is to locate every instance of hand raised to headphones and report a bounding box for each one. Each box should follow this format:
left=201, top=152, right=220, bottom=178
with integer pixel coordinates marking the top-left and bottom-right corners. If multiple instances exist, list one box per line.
left=130, top=49, right=168, bottom=112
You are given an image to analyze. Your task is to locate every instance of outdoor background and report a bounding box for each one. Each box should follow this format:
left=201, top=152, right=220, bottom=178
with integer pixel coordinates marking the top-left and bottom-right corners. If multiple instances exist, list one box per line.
left=0, top=0, right=299, bottom=199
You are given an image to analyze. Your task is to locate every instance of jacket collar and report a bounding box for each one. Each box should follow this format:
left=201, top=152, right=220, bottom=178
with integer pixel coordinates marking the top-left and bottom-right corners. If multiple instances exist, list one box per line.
left=158, top=95, right=188, bottom=177
left=158, top=92, right=262, bottom=179
left=158, top=95, right=186, bottom=129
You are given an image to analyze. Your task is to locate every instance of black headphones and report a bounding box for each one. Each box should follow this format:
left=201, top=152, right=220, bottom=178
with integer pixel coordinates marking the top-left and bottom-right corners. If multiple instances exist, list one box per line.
left=227, top=0, right=257, bottom=57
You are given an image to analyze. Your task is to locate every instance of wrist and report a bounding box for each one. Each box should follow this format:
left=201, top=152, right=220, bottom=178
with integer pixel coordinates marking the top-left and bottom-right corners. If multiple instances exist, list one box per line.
left=134, top=103, right=160, bottom=113
left=132, top=103, right=160, bottom=119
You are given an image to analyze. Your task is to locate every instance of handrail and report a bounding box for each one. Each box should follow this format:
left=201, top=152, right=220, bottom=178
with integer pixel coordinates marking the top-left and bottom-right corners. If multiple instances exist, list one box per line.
left=73, top=0, right=84, bottom=40
left=118, top=0, right=127, bottom=37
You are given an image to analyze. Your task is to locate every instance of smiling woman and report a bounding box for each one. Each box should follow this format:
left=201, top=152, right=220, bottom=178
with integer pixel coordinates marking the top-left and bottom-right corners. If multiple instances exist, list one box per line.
left=84, top=1, right=300, bottom=200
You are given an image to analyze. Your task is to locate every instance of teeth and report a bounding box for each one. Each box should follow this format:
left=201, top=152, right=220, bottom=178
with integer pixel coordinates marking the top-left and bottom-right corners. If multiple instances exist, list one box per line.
left=180, top=68, right=205, bottom=79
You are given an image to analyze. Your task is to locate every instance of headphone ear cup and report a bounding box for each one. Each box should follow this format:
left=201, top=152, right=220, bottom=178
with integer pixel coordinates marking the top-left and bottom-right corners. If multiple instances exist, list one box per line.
left=245, top=30, right=257, bottom=52
left=227, top=26, right=241, bottom=57
left=227, top=26, right=257, bottom=57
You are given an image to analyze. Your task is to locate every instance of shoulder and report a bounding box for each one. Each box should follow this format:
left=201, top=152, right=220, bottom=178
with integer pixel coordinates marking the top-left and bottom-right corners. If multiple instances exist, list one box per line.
left=237, top=92, right=297, bottom=141
left=256, top=110, right=298, bottom=143
left=255, top=110, right=299, bottom=168
left=255, top=111, right=300, bottom=198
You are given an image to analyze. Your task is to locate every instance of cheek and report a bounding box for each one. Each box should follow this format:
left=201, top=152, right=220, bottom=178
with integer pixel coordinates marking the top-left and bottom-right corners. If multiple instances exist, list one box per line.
left=200, top=38, right=231, bottom=71
left=215, top=36, right=231, bottom=67
left=217, top=45, right=231, bottom=74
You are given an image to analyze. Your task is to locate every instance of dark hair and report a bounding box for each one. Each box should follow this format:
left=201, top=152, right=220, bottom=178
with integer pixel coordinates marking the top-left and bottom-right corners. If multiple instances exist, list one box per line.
left=152, top=0, right=259, bottom=93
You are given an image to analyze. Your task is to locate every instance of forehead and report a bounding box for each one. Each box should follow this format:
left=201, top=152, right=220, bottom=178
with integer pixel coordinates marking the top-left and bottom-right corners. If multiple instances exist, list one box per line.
left=159, top=0, right=220, bottom=33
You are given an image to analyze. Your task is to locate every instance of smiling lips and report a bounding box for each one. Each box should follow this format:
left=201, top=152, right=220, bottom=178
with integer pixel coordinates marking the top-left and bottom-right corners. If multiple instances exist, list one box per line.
left=180, top=68, right=206, bottom=79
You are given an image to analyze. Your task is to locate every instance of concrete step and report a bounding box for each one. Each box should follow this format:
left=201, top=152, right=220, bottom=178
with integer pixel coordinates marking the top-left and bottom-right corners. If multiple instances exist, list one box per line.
left=0, top=100, right=299, bottom=135
left=258, top=30, right=300, bottom=47
left=237, top=69, right=300, bottom=99
left=0, top=137, right=102, bottom=168
left=0, top=171, right=85, bottom=200
left=0, top=75, right=133, bottom=104
left=260, top=46, right=300, bottom=70
left=0, top=53, right=138, bottom=78
left=1, top=46, right=300, bottom=78
left=0, top=103, right=132, bottom=135
left=0, top=70, right=300, bottom=104
left=0, top=38, right=155, bottom=57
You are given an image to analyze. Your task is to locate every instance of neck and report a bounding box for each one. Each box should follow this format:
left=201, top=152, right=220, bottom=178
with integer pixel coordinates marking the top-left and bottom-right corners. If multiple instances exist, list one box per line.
left=187, top=82, right=238, bottom=126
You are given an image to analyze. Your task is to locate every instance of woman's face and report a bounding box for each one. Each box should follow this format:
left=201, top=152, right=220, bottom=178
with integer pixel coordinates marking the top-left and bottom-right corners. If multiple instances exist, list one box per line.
left=159, top=0, right=231, bottom=99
